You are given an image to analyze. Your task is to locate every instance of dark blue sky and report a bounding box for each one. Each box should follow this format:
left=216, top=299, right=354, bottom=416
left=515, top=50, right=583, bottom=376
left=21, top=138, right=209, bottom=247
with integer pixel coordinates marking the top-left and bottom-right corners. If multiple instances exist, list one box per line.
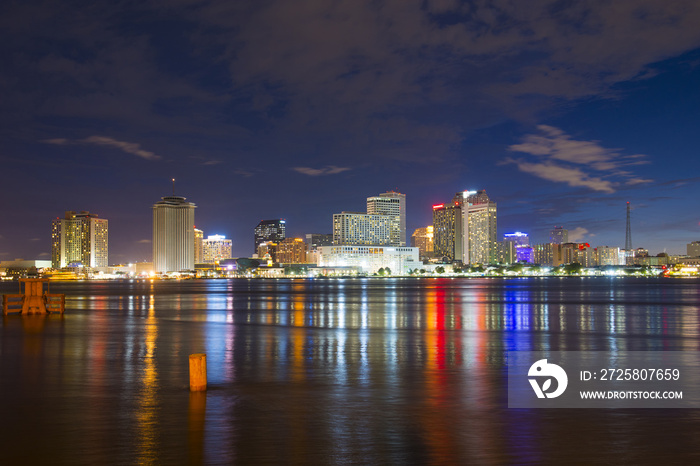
left=2, top=0, right=700, bottom=262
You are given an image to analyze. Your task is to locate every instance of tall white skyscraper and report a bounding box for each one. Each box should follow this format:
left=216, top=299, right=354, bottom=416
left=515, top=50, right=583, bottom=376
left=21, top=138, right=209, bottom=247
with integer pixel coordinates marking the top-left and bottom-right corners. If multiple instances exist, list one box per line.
left=51, top=211, right=108, bottom=268
left=367, top=192, right=406, bottom=246
left=153, top=195, right=196, bottom=273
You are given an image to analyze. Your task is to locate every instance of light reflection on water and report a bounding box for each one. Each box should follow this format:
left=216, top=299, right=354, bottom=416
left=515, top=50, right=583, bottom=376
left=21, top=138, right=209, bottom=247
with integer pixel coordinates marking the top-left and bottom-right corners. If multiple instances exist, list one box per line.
left=1, top=277, right=700, bottom=464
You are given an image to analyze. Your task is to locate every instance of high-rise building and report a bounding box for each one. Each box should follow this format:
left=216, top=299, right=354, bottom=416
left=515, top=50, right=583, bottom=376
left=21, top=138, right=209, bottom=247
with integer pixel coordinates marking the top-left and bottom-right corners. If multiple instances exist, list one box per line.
left=432, top=203, right=462, bottom=262
left=367, top=192, right=406, bottom=246
left=153, top=195, right=196, bottom=273
left=533, top=243, right=563, bottom=266
left=305, top=233, right=333, bottom=250
left=257, top=241, right=278, bottom=263
left=277, top=238, right=307, bottom=264
left=332, top=212, right=392, bottom=246
left=51, top=211, right=108, bottom=268
left=688, top=241, right=700, bottom=258
left=598, top=246, right=623, bottom=266
left=194, top=228, right=204, bottom=264
left=254, top=220, right=286, bottom=252
left=411, top=226, right=434, bottom=259
left=463, top=190, right=497, bottom=265
left=202, top=234, right=232, bottom=263
left=549, top=226, right=568, bottom=245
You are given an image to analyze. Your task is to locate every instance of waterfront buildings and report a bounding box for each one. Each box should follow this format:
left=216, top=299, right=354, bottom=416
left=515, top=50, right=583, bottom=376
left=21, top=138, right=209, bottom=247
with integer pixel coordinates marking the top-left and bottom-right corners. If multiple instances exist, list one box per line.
left=317, top=245, right=420, bottom=274
left=51, top=211, right=108, bottom=268
left=432, top=189, right=497, bottom=265
left=333, top=212, right=392, bottom=246
left=152, top=195, right=196, bottom=273
left=254, top=219, right=286, bottom=252
left=277, top=238, right=307, bottom=264
left=598, top=246, right=624, bottom=266
left=411, top=226, right=434, bottom=259
left=366, top=191, right=406, bottom=246
left=432, top=203, right=462, bottom=262
left=202, top=234, right=232, bottom=263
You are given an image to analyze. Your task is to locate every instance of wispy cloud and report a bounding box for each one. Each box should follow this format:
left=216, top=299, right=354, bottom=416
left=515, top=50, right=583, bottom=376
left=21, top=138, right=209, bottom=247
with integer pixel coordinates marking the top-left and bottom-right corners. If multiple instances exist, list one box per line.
left=506, top=125, right=651, bottom=193
left=43, top=136, right=161, bottom=160
left=137, top=239, right=151, bottom=244
left=568, top=227, right=590, bottom=243
left=292, top=165, right=351, bottom=176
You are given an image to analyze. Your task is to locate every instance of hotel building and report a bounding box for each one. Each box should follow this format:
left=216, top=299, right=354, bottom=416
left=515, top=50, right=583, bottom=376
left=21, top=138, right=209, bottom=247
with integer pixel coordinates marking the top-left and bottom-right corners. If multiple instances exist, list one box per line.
left=202, top=234, right=232, bottom=263
left=51, top=211, right=108, bottom=268
left=366, top=192, right=406, bottom=246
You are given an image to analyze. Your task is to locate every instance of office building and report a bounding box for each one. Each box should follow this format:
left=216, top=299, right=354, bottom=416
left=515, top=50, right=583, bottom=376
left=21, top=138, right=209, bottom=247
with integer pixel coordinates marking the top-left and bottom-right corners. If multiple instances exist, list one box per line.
left=257, top=241, right=278, bottom=263
left=333, top=212, right=392, bottom=246
left=550, top=226, right=568, bottom=245
left=202, top=234, right=232, bottom=263
left=367, top=192, right=406, bottom=246
left=598, top=246, right=623, bottom=266
left=51, top=211, right=108, bottom=268
left=463, top=190, right=497, bottom=265
left=432, top=203, right=462, bottom=262
left=687, top=241, right=700, bottom=258
left=153, top=195, right=196, bottom=273
left=194, top=228, right=204, bottom=264
left=533, top=243, right=563, bottom=267
left=277, top=238, right=307, bottom=264
left=411, top=226, right=434, bottom=259
left=254, top=219, right=286, bottom=252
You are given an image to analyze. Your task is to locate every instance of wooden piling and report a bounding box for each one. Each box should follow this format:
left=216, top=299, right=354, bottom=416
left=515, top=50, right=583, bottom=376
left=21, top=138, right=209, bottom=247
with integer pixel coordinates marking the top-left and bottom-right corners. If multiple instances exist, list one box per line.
left=189, top=353, right=207, bottom=391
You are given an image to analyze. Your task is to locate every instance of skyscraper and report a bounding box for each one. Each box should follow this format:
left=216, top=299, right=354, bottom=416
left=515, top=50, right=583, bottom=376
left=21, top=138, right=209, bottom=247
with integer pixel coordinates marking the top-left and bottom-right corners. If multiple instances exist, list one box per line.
left=202, top=234, right=232, bottom=263
left=549, top=226, right=568, bottom=244
left=254, top=219, right=286, bottom=252
left=464, top=190, right=497, bottom=265
left=432, top=203, right=462, bottom=262
left=51, top=211, right=108, bottom=268
left=367, top=192, right=406, bottom=246
left=433, top=189, right=497, bottom=265
left=153, top=195, right=196, bottom=273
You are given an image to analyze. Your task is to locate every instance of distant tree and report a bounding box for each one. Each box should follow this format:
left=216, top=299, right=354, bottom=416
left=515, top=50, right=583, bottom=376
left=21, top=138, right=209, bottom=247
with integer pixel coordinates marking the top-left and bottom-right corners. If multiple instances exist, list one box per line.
left=377, top=267, right=385, bottom=276
left=237, top=258, right=260, bottom=272
left=564, top=263, right=582, bottom=275
left=435, top=266, right=445, bottom=274
left=419, top=269, right=426, bottom=274
left=384, top=267, right=391, bottom=275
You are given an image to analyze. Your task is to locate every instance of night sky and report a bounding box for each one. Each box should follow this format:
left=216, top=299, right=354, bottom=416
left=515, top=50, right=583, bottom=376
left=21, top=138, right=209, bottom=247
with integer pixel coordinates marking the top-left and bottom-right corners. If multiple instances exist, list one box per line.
left=2, top=0, right=700, bottom=263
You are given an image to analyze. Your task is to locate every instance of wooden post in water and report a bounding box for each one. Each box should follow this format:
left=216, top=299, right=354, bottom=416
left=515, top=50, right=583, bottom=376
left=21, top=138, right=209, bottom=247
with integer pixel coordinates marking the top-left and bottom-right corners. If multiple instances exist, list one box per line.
left=189, top=353, right=207, bottom=391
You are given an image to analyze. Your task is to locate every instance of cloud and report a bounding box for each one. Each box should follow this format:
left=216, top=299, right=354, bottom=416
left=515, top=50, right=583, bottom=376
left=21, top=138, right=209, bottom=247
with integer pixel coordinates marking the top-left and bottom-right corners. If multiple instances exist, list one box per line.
left=137, top=239, right=151, bottom=244
left=37, top=252, right=50, bottom=257
left=507, top=126, right=650, bottom=193
left=43, top=136, right=161, bottom=160
left=568, top=227, right=589, bottom=243
left=292, top=165, right=351, bottom=176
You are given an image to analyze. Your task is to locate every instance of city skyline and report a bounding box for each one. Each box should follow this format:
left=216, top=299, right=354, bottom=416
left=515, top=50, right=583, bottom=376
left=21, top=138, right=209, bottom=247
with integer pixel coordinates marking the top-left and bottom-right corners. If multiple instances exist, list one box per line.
left=2, top=1, right=700, bottom=262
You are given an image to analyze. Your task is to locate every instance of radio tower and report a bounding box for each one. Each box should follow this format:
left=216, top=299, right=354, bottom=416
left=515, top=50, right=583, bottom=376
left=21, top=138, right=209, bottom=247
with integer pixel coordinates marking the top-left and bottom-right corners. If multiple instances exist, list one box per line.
left=625, top=202, right=632, bottom=251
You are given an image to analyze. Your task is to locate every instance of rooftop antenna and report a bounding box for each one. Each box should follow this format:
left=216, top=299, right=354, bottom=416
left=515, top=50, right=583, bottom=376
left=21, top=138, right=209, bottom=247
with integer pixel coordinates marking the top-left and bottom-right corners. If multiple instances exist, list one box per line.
left=172, top=178, right=175, bottom=196
left=625, top=202, right=632, bottom=251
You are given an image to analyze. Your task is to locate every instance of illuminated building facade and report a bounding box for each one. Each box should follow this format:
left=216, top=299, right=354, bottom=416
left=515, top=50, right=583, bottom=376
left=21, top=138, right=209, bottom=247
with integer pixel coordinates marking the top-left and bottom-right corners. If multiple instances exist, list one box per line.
left=202, top=234, right=232, bottom=263
left=598, top=246, right=623, bottom=266
left=366, top=192, right=406, bottom=246
left=464, top=190, right=497, bottom=265
left=550, top=226, right=568, bottom=244
left=432, top=203, right=462, bottom=262
left=254, top=219, right=286, bottom=252
left=51, top=211, right=108, bottom=268
left=194, top=228, right=204, bottom=264
left=333, top=212, right=392, bottom=246
left=317, top=245, right=420, bottom=274
left=277, top=238, right=307, bottom=264
left=152, top=195, right=196, bottom=273
left=411, top=226, right=434, bottom=259
left=503, top=232, right=532, bottom=263
left=533, top=243, right=563, bottom=266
